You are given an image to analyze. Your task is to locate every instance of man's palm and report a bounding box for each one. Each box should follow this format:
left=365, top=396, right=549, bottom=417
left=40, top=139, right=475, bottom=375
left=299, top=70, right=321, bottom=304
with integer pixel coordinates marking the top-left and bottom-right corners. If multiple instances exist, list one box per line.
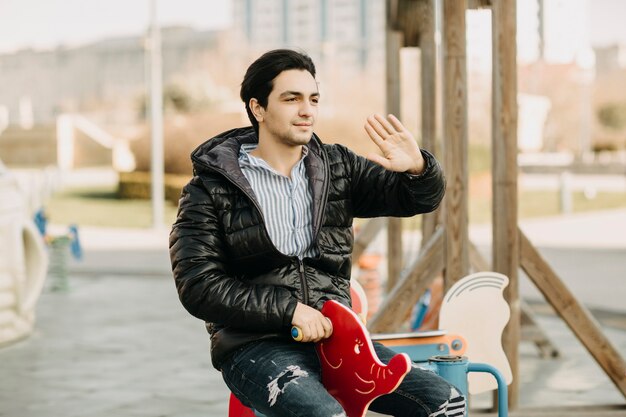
left=364, top=114, right=424, bottom=175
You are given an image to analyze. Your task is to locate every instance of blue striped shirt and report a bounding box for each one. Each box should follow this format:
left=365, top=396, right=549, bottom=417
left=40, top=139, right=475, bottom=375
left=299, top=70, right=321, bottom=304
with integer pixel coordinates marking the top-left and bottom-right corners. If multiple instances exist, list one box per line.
left=238, top=143, right=319, bottom=259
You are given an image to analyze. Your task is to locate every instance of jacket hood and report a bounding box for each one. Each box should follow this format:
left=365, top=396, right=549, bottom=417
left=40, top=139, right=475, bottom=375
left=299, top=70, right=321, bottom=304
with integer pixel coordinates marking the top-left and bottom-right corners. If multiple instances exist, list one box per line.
left=190, top=126, right=257, bottom=175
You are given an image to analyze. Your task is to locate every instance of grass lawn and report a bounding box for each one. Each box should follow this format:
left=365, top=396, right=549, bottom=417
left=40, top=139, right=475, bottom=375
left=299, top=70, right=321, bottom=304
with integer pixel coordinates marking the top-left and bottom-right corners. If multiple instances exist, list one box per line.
left=46, top=185, right=179, bottom=228
left=46, top=183, right=626, bottom=229
left=471, top=189, right=626, bottom=224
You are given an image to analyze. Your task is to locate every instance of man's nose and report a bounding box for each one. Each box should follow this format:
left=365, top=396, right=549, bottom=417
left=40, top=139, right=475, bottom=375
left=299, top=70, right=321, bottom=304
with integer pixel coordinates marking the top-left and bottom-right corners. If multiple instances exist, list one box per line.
left=299, top=101, right=314, bottom=117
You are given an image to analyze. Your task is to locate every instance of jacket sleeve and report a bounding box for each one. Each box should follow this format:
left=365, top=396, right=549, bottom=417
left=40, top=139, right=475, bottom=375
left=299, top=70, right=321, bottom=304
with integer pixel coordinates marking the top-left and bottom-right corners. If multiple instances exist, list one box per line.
left=336, top=145, right=445, bottom=218
left=169, top=177, right=298, bottom=331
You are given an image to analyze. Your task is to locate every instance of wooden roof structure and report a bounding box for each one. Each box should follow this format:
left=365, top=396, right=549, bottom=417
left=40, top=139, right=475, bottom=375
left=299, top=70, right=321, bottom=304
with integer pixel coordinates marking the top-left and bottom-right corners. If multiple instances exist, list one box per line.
left=358, top=0, right=626, bottom=409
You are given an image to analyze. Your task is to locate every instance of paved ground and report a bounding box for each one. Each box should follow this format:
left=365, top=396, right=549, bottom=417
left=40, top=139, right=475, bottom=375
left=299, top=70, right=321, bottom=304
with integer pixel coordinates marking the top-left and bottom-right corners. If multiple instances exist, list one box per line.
left=2, top=208, right=626, bottom=416
left=1, top=273, right=625, bottom=417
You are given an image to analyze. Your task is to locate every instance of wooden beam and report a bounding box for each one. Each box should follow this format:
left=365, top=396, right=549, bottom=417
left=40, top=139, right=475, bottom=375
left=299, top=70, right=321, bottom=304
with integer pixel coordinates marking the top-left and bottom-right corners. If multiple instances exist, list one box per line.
left=419, top=0, right=439, bottom=244
left=352, top=218, right=387, bottom=264
left=386, top=4, right=402, bottom=117
left=394, top=0, right=425, bottom=47
left=469, top=240, right=489, bottom=271
left=468, top=0, right=492, bottom=9
left=386, top=0, right=404, bottom=292
left=393, top=0, right=490, bottom=47
left=386, top=218, right=403, bottom=292
left=368, top=228, right=444, bottom=333
left=519, top=229, right=626, bottom=398
left=492, top=0, right=520, bottom=407
left=442, top=0, right=470, bottom=290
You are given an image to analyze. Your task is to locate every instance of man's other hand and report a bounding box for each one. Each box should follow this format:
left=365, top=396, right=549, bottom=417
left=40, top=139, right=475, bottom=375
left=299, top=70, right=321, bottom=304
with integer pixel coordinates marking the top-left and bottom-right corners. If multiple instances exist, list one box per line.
left=291, top=302, right=333, bottom=343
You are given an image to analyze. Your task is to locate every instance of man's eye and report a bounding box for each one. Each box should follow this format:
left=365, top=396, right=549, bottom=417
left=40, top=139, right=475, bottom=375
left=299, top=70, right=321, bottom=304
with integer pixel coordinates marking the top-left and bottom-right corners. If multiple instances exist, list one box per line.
left=286, top=97, right=297, bottom=101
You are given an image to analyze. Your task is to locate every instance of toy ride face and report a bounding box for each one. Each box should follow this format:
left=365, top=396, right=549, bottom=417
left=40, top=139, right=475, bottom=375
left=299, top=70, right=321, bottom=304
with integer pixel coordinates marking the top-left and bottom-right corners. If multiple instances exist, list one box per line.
left=316, top=300, right=411, bottom=417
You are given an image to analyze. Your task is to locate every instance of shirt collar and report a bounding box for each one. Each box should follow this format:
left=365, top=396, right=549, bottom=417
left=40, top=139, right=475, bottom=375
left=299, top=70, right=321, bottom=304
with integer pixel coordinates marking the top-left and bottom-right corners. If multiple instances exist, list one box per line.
left=239, top=143, right=309, bottom=166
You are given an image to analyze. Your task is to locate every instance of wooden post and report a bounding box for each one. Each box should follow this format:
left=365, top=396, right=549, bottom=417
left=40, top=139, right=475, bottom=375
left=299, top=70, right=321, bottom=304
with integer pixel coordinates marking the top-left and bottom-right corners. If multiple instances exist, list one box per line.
left=519, top=230, right=626, bottom=398
left=442, top=0, right=469, bottom=290
left=419, top=0, right=439, bottom=243
left=491, top=0, right=520, bottom=407
left=386, top=0, right=403, bottom=292
left=368, top=228, right=444, bottom=333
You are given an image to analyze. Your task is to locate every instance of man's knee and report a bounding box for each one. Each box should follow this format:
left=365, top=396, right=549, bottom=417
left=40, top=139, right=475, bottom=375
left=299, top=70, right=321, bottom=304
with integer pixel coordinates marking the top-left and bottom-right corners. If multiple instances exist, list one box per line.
left=258, top=364, right=345, bottom=417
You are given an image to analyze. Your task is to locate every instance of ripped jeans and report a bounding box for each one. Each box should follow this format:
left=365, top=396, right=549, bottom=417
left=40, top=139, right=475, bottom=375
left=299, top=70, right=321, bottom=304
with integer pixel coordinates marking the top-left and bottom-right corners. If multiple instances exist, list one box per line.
left=221, top=339, right=466, bottom=417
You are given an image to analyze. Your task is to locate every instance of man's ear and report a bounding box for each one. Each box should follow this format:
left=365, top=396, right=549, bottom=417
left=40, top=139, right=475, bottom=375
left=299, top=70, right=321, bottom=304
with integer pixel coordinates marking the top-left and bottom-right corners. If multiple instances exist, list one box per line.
left=249, top=98, right=264, bottom=123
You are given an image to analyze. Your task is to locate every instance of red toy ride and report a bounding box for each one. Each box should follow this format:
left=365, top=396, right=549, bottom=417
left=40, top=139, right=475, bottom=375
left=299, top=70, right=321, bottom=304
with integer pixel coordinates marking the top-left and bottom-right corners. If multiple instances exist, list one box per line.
left=316, top=300, right=412, bottom=417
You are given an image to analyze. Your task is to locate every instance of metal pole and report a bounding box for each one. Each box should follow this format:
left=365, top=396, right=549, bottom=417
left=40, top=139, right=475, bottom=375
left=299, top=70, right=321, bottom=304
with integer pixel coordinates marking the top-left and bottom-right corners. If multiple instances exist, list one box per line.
left=149, top=0, right=165, bottom=229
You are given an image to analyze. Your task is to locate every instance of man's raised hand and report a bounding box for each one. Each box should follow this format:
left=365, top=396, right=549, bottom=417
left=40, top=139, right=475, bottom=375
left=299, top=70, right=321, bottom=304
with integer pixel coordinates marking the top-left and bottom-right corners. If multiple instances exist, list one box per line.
left=364, top=114, right=425, bottom=175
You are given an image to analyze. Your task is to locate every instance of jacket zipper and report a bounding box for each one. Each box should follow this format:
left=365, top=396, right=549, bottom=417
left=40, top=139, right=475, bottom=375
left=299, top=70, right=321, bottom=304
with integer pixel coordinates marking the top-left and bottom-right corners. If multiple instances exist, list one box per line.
left=301, top=148, right=329, bottom=306
left=312, top=148, right=330, bottom=242
left=297, top=259, right=308, bottom=305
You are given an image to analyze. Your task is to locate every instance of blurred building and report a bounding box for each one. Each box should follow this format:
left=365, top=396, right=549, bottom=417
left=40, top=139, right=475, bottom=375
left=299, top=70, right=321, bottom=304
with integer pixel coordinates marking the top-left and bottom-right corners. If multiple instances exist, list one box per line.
left=0, top=0, right=604, bottom=126
left=0, top=27, right=219, bottom=125
left=541, top=0, right=591, bottom=63
left=232, top=0, right=385, bottom=75
left=233, top=0, right=594, bottom=74
left=594, top=44, right=626, bottom=75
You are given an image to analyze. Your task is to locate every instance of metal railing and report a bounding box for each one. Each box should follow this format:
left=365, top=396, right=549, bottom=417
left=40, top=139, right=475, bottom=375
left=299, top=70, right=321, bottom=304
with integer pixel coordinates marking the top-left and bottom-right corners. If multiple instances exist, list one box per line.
left=56, top=114, right=136, bottom=172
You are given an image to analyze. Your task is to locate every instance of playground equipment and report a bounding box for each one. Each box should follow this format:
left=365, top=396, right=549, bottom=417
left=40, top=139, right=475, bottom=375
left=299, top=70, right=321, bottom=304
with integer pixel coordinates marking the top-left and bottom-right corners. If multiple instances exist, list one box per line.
left=370, top=0, right=626, bottom=407
left=0, top=166, right=48, bottom=346
left=228, top=272, right=512, bottom=417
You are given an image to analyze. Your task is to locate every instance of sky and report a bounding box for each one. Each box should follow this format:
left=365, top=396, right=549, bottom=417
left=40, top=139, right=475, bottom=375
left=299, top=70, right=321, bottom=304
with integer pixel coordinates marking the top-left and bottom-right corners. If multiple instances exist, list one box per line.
left=588, top=0, right=626, bottom=47
left=0, top=0, right=625, bottom=55
left=0, top=0, right=233, bottom=53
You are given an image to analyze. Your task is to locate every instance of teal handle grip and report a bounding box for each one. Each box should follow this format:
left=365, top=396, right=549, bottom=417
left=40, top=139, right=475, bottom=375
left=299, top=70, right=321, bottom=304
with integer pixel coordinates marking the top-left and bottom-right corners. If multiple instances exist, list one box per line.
left=291, top=326, right=303, bottom=342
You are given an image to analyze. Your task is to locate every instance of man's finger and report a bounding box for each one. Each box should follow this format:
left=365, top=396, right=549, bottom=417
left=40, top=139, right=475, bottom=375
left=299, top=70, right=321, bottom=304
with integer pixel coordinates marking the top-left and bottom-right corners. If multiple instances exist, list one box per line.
left=364, top=123, right=385, bottom=147
left=324, top=317, right=333, bottom=338
left=314, top=321, right=325, bottom=342
left=387, top=114, right=405, bottom=133
left=304, top=323, right=315, bottom=343
left=367, top=115, right=390, bottom=140
left=374, top=113, right=397, bottom=135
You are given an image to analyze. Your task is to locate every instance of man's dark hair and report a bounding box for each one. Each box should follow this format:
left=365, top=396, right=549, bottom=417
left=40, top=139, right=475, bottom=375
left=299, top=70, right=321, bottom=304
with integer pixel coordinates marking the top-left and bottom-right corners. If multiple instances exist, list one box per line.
left=240, top=49, right=316, bottom=133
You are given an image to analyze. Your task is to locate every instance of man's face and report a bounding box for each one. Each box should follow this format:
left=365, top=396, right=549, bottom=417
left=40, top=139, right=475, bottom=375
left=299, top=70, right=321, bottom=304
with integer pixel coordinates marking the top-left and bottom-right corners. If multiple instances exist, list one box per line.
left=254, top=69, right=319, bottom=147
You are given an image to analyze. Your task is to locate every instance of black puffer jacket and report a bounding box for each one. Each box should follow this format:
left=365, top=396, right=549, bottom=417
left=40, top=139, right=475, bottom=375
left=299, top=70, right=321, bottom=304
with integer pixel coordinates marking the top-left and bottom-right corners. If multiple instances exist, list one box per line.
left=169, top=126, right=445, bottom=369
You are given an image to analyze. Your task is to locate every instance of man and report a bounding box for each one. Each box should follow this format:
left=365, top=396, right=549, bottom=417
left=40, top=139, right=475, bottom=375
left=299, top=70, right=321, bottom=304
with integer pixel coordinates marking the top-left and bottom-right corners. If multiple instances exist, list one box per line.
left=170, top=49, right=465, bottom=417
